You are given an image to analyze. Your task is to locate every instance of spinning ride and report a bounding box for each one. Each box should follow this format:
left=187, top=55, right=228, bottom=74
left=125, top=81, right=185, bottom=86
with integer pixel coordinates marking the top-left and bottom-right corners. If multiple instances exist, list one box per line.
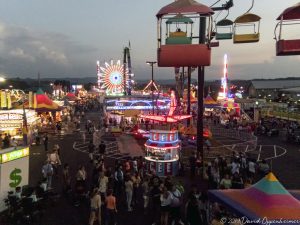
left=145, top=130, right=180, bottom=177
left=139, top=88, right=191, bottom=123
left=98, top=60, right=129, bottom=96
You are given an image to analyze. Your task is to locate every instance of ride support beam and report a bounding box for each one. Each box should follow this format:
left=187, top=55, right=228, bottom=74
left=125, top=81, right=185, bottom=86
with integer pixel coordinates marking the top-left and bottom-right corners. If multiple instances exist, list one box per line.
left=197, top=16, right=206, bottom=180
left=187, top=67, right=191, bottom=126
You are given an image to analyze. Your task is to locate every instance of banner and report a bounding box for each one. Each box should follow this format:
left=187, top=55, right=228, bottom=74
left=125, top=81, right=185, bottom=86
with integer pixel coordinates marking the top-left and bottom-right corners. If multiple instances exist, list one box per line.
left=33, top=93, right=37, bottom=109
left=29, top=92, right=33, bottom=108
left=0, top=91, right=7, bottom=108
left=7, top=93, right=11, bottom=109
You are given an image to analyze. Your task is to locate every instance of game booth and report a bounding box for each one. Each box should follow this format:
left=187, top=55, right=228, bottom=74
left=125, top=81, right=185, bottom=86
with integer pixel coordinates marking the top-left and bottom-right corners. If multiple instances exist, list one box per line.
left=144, top=130, right=181, bottom=176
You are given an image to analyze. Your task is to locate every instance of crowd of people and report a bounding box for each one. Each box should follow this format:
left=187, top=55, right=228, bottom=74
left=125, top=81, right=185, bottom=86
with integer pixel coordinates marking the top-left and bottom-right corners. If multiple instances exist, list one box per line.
left=3, top=96, right=276, bottom=225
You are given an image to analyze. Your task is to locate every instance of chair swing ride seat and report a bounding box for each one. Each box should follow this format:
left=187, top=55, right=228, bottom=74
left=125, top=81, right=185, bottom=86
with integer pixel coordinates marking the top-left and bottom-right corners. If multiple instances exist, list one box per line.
left=158, top=44, right=211, bottom=67
left=275, top=3, right=300, bottom=56
left=215, top=19, right=234, bottom=40
left=233, top=13, right=261, bottom=44
left=156, top=0, right=214, bottom=67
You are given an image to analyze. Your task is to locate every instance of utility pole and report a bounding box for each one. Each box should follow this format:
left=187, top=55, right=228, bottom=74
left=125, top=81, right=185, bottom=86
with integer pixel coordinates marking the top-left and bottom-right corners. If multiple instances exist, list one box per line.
left=146, top=61, right=157, bottom=114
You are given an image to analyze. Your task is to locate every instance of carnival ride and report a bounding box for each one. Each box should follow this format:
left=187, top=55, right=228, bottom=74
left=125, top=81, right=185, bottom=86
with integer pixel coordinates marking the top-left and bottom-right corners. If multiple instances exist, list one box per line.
left=156, top=0, right=214, bottom=67
left=275, top=3, right=300, bottom=56
left=138, top=87, right=192, bottom=176
left=139, top=88, right=191, bottom=123
left=142, top=80, right=159, bottom=94
left=144, top=130, right=181, bottom=176
left=233, top=0, right=261, bottom=44
left=98, top=60, right=129, bottom=96
left=97, top=44, right=134, bottom=96
left=123, top=44, right=134, bottom=95
left=215, top=9, right=234, bottom=40
left=217, top=54, right=229, bottom=100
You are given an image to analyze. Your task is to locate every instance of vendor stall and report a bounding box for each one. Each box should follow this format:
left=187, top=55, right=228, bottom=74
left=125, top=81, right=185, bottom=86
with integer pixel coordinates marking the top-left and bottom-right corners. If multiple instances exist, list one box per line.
left=144, top=130, right=180, bottom=176
left=0, top=146, right=29, bottom=212
left=0, top=109, right=40, bottom=146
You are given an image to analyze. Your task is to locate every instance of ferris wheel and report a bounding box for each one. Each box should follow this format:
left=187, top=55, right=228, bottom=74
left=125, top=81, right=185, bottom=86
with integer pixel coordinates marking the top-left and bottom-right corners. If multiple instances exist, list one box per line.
left=97, top=60, right=129, bottom=96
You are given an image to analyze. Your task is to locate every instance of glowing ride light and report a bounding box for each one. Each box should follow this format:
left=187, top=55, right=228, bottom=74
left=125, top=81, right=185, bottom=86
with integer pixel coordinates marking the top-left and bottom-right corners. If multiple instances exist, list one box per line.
left=139, top=89, right=192, bottom=123
left=223, top=54, right=228, bottom=98
left=218, top=54, right=229, bottom=101
left=145, top=144, right=180, bottom=150
left=98, top=60, right=129, bottom=96
left=105, top=98, right=170, bottom=111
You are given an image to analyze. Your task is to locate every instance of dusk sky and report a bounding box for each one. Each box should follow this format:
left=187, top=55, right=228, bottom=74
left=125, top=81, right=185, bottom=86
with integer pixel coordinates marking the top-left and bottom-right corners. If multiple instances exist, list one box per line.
left=0, top=0, right=299, bottom=81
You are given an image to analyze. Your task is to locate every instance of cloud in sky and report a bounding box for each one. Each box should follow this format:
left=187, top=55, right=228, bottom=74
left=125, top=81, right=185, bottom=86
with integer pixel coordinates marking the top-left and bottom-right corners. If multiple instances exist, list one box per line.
left=0, top=21, right=98, bottom=78
left=0, top=0, right=300, bottom=81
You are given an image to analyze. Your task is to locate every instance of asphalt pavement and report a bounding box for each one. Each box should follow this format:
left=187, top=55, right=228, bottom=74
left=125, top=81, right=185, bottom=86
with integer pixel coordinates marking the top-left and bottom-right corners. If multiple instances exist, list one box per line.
left=2, top=112, right=300, bottom=225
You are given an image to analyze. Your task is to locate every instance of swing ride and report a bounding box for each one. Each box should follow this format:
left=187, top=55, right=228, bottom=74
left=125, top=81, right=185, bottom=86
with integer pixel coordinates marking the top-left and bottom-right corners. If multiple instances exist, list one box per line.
left=233, top=0, right=261, bottom=43
left=275, top=3, right=300, bottom=56
left=156, top=0, right=214, bottom=67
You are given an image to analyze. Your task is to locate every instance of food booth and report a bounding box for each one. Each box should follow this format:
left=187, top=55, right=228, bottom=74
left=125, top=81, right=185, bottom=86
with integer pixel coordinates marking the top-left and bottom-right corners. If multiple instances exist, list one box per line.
left=0, top=109, right=40, bottom=146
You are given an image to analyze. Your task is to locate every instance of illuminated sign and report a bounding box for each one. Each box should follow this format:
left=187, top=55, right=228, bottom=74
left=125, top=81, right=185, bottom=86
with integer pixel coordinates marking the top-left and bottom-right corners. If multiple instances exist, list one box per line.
left=0, top=110, right=38, bottom=125
left=149, top=130, right=178, bottom=143
left=0, top=113, right=23, bottom=120
left=0, top=147, right=29, bottom=164
left=106, top=105, right=169, bottom=110
left=105, top=99, right=170, bottom=111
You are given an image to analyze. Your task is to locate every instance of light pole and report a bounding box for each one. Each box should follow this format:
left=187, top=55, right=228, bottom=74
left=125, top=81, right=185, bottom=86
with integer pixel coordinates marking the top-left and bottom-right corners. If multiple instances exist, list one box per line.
left=146, top=61, right=157, bottom=114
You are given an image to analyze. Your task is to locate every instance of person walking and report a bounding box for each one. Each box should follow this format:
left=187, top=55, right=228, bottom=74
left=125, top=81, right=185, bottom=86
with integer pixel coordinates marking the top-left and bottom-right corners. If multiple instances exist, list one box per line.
left=43, top=133, right=49, bottom=152
left=62, top=163, right=71, bottom=194
left=42, top=160, right=54, bottom=190
left=105, top=189, right=117, bottom=225
left=89, top=188, right=102, bottom=225
left=76, top=165, right=87, bottom=197
left=160, top=187, right=172, bottom=225
left=99, top=141, right=106, bottom=157
left=98, top=171, right=109, bottom=201
left=185, top=195, right=202, bottom=225
left=170, top=185, right=183, bottom=225
left=48, top=149, right=61, bottom=175
left=88, top=140, right=95, bottom=163
left=114, top=166, right=124, bottom=197
left=124, top=175, right=133, bottom=211
left=141, top=177, right=149, bottom=214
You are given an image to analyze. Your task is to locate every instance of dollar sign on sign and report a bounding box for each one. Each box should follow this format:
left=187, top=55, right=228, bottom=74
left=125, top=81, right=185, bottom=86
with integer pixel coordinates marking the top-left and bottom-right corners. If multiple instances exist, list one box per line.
left=9, top=168, right=22, bottom=188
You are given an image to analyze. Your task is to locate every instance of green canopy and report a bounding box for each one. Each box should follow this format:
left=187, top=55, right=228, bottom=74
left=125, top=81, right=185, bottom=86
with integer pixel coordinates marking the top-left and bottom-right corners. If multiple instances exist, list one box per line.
left=166, top=15, right=193, bottom=24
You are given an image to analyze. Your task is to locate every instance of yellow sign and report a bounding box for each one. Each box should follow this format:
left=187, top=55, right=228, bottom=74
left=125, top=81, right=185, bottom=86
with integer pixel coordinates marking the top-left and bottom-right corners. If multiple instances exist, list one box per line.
left=0, top=147, right=29, bottom=164
left=1, top=91, right=7, bottom=108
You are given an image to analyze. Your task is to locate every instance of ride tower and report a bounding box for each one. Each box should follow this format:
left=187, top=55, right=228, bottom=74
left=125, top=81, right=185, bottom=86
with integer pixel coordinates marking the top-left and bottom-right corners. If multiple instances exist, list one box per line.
left=156, top=0, right=214, bottom=178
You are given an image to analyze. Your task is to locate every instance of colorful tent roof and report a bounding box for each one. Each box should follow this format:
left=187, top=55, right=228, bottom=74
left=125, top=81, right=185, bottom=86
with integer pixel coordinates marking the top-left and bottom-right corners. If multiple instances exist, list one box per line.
left=222, top=100, right=239, bottom=109
left=183, top=91, right=197, bottom=103
left=209, top=173, right=300, bottom=222
left=204, top=95, right=219, bottom=108
left=65, top=92, right=79, bottom=101
left=35, top=88, right=60, bottom=112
